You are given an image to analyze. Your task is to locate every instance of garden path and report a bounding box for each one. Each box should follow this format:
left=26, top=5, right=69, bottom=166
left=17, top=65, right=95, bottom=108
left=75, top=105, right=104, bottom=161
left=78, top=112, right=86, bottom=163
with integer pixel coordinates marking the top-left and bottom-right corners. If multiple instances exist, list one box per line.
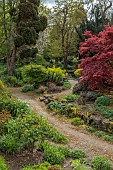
left=9, top=80, right=113, bottom=167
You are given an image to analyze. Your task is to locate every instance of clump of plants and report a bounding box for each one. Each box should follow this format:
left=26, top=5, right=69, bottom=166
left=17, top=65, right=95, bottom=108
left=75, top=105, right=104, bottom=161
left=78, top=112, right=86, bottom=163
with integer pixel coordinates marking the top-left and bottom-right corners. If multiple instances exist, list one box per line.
left=0, top=79, right=5, bottom=90
left=0, top=156, right=8, bottom=170
left=21, top=85, right=34, bottom=93
left=63, top=80, right=72, bottom=89
left=63, top=94, right=78, bottom=102
left=39, top=141, right=66, bottom=165
left=92, top=156, right=112, bottom=170
left=21, top=162, right=62, bottom=170
left=0, top=113, right=67, bottom=154
left=71, top=118, right=84, bottom=126
left=95, top=96, right=110, bottom=107
left=22, top=64, right=47, bottom=87
left=70, top=150, right=86, bottom=159
left=0, top=97, right=32, bottom=117
left=47, top=66, right=67, bottom=84
left=71, top=159, right=89, bottom=170
left=47, top=101, right=77, bottom=117
left=39, top=141, right=86, bottom=165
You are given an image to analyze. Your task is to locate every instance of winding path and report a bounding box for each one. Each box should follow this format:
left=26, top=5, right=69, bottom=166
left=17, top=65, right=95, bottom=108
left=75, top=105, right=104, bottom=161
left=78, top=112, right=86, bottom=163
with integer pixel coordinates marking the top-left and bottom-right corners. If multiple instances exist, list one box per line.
left=9, top=80, right=113, bottom=165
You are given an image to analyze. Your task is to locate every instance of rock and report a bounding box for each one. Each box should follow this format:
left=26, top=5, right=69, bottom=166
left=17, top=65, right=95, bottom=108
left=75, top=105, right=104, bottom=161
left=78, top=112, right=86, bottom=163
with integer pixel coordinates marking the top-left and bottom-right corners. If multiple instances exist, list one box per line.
left=86, top=91, right=97, bottom=101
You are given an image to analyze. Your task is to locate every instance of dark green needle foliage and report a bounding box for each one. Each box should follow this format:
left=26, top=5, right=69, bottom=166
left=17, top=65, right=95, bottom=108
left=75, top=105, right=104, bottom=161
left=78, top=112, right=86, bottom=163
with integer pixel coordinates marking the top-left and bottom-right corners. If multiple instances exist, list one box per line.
left=13, top=0, right=47, bottom=61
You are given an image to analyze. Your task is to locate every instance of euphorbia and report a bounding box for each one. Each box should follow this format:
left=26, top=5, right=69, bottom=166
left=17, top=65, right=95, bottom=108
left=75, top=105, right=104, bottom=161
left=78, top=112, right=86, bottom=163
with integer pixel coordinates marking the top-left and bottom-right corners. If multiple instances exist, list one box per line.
left=78, top=25, right=113, bottom=90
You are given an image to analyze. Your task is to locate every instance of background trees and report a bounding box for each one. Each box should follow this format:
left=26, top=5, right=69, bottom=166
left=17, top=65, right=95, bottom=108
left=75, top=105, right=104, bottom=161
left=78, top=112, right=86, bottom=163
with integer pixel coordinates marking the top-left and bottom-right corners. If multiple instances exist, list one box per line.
left=75, top=0, right=113, bottom=59
left=44, top=0, right=85, bottom=68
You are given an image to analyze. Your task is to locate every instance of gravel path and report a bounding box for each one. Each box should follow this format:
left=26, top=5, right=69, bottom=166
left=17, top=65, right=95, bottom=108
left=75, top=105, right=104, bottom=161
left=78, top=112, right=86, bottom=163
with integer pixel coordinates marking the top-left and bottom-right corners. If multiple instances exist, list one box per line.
left=9, top=80, right=113, bottom=165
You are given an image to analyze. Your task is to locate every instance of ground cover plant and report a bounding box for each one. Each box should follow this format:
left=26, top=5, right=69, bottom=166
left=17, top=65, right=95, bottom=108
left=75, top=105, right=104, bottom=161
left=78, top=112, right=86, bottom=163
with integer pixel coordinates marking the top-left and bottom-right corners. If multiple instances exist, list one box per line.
left=0, top=156, right=8, bottom=170
left=63, top=94, right=78, bottom=102
left=38, top=141, right=86, bottom=165
left=95, top=96, right=113, bottom=121
left=92, top=156, right=112, bottom=170
left=21, top=162, right=62, bottom=170
left=87, top=127, right=113, bottom=143
left=0, top=80, right=67, bottom=155
left=47, top=101, right=77, bottom=117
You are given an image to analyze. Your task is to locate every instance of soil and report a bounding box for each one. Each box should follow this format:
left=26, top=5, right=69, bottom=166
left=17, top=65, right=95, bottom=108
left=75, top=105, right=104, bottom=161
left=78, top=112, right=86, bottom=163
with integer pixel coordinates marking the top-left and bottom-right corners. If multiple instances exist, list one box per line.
left=1, top=79, right=113, bottom=169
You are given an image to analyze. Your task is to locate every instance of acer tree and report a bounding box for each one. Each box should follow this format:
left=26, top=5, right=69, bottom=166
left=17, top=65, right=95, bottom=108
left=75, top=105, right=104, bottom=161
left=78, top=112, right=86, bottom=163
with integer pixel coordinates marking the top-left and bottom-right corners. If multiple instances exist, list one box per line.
left=78, top=25, right=113, bottom=90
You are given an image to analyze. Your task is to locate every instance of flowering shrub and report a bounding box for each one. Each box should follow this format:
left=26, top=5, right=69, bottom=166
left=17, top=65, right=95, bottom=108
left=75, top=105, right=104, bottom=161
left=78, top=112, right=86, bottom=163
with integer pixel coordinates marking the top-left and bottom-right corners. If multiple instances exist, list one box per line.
left=78, top=26, right=113, bottom=90
left=47, top=66, right=67, bottom=83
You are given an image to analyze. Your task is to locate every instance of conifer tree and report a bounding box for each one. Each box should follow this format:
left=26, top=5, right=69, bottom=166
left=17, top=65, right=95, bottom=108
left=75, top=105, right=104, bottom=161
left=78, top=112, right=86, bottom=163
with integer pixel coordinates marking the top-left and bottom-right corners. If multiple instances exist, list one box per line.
left=8, top=0, right=47, bottom=75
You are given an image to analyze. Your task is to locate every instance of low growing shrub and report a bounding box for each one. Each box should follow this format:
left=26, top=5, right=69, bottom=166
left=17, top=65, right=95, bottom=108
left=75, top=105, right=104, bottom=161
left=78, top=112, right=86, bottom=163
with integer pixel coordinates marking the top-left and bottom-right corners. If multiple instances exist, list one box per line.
left=21, top=162, right=61, bottom=170
left=47, top=101, right=76, bottom=117
left=39, top=141, right=65, bottom=165
left=0, top=98, right=32, bottom=117
left=87, top=126, right=95, bottom=133
left=0, top=114, right=67, bottom=154
left=0, top=156, right=8, bottom=170
left=71, top=118, right=84, bottom=126
left=64, top=94, right=77, bottom=102
left=94, top=131, right=106, bottom=137
left=63, top=80, right=71, bottom=89
left=0, top=80, right=5, bottom=90
left=103, top=135, right=113, bottom=142
left=22, top=64, right=47, bottom=87
left=0, top=134, right=22, bottom=154
left=47, top=66, right=67, bottom=84
left=71, top=159, right=89, bottom=170
left=21, top=85, right=34, bottom=93
left=70, top=150, right=86, bottom=159
left=95, top=96, right=110, bottom=107
left=92, top=156, right=112, bottom=170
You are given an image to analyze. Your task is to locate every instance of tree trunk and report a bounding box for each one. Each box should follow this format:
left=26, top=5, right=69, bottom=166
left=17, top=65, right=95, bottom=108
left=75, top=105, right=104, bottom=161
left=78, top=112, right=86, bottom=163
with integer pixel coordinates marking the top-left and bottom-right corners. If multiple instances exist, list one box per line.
left=111, top=13, right=113, bottom=25
left=7, top=46, right=17, bottom=76
left=63, top=54, right=68, bottom=69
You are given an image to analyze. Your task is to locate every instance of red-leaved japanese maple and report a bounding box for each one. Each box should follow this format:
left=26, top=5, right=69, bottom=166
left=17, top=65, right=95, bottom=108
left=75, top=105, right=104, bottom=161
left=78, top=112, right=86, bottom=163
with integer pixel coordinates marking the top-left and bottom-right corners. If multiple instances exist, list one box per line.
left=78, top=25, right=113, bottom=90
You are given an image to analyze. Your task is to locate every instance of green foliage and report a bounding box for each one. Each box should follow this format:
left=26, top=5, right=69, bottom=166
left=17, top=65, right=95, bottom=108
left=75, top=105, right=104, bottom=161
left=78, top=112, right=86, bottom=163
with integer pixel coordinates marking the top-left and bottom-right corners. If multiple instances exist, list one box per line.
left=103, top=135, right=113, bottom=142
left=71, top=118, right=84, bottom=126
left=22, top=64, right=47, bottom=86
left=70, top=150, right=86, bottom=159
left=63, top=80, right=72, bottom=89
left=35, top=55, right=49, bottom=67
left=92, top=156, right=112, bottom=170
left=0, top=134, right=22, bottom=154
left=56, top=145, right=70, bottom=158
left=47, top=101, right=76, bottom=117
left=19, top=46, right=38, bottom=60
left=19, top=27, right=36, bottom=45
left=6, top=76, right=17, bottom=86
left=71, top=159, right=89, bottom=170
left=39, top=141, right=65, bottom=165
left=95, top=131, right=106, bottom=137
left=87, top=126, right=95, bottom=133
left=74, top=68, right=83, bottom=78
left=64, top=94, right=77, bottom=102
left=21, top=162, right=61, bottom=170
left=14, top=35, right=24, bottom=47
left=0, top=156, right=8, bottom=170
left=0, top=113, right=67, bottom=154
left=0, top=98, right=32, bottom=116
left=96, top=106, right=113, bottom=120
left=0, top=79, right=5, bottom=90
left=95, top=96, right=110, bottom=107
left=47, top=66, right=67, bottom=83
left=21, top=85, right=34, bottom=93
